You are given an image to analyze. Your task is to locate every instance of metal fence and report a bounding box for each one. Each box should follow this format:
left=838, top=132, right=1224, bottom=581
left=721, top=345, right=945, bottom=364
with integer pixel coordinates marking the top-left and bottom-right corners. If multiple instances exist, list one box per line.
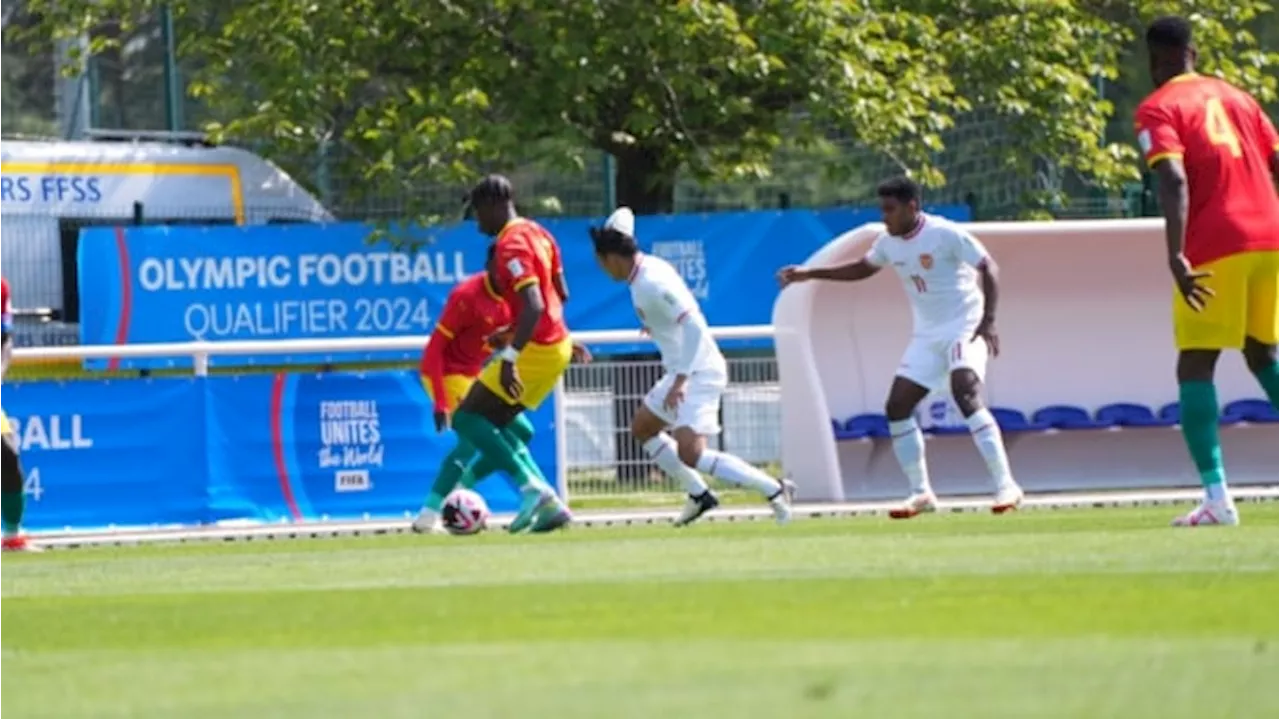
left=561, top=354, right=780, bottom=497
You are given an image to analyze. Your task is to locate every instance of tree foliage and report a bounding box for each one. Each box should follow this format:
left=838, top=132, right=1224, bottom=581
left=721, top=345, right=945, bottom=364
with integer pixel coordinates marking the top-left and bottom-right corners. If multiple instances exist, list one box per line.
left=14, top=0, right=1277, bottom=217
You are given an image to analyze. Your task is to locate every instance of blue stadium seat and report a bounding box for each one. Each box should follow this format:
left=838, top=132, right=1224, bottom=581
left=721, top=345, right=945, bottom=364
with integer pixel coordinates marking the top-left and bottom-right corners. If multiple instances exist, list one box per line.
left=1158, top=401, right=1181, bottom=425
left=1094, top=402, right=1171, bottom=428
left=830, top=418, right=847, bottom=439
left=844, top=413, right=890, bottom=439
left=1222, top=398, right=1278, bottom=424
left=1031, top=405, right=1105, bottom=430
left=990, top=407, right=1043, bottom=433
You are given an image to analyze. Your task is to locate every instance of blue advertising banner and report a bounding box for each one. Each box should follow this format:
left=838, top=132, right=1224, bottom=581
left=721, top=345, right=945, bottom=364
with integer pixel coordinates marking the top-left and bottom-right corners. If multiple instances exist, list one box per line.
left=2, top=377, right=209, bottom=530
left=203, top=370, right=556, bottom=521
left=3, top=372, right=557, bottom=531
left=79, top=206, right=970, bottom=369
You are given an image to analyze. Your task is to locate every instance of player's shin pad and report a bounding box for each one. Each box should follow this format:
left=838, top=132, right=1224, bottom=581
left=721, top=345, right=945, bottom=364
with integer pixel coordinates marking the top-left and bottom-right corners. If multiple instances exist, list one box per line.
left=1, top=439, right=25, bottom=535
left=451, top=410, right=537, bottom=490
left=468, top=413, right=538, bottom=483
left=428, top=441, right=479, bottom=508
left=1178, top=381, right=1226, bottom=487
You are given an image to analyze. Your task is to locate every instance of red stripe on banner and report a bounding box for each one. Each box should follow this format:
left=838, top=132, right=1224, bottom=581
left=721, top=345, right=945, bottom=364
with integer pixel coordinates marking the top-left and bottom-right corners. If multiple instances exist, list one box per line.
left=270, top=373, right=303, bottom=520
left=107, top=226, right=134, bottom=371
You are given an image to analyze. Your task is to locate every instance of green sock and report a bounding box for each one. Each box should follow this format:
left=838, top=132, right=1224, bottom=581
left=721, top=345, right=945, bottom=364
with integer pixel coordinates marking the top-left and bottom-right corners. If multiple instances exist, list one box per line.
left=426, top=440, right=479, bottom=509
left=452, top=410, right=538, bottom=492
left=1, top=490, right=24, bottom=536
left=1251, top=360, right=1279, bottom=409
left=1179, top=381, right=1226, bottom=496
left=464, top=414, right=537, bottom=486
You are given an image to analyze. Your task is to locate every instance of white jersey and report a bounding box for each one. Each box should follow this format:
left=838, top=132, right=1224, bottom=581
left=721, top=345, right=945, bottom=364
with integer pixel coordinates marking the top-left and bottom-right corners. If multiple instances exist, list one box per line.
left=865, top=214, right=989, bottom=338
left=629, top=253, right=726, bottom=375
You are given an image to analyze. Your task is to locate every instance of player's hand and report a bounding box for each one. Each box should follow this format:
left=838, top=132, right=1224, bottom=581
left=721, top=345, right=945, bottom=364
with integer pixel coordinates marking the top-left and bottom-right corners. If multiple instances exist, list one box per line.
left=571, top=342, right=593, bottom=364
left=663, top=379, right=687, bottom=412
left=777, top=265, right=809, bottom=288
left=1169, top=255, right=1215, bottom=312
left=972, top=320, right=1000, bottom=358
left=433, top=410, right=451, bottom=433
left=500, top=360, right=524, bottom=400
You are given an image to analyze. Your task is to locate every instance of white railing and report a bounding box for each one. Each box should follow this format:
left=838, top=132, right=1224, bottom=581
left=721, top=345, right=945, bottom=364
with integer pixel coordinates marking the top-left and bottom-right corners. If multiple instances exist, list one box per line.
left=11, top=325, right=776, bottom=375
left=12, top=325, right=778, bottom=500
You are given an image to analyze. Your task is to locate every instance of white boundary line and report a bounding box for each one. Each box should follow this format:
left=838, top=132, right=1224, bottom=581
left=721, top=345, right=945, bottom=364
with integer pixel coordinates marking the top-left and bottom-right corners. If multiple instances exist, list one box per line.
left=24, top=486, right=1278, bottom=550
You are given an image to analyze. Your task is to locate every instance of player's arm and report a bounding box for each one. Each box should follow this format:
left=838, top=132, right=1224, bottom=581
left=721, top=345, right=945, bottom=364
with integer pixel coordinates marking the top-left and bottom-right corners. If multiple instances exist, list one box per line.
left=1253, top=99, right=1280, bottom=189
left=955, top=229, right=999, bottom=328
left=551, top=244, right=570, bottom=302
left=423, top=297, right=467, bottom=413
left=1, top=280, right=12, bottom=380
left=494, top=243, right=546, bottom=356
left=645, top=284, right=706, bottom=384
left=780, top=241, right=884, bottom=286
left=1152, top=157, right=1191, bottom=263
left=1135, top=103, right=1192, bottom=268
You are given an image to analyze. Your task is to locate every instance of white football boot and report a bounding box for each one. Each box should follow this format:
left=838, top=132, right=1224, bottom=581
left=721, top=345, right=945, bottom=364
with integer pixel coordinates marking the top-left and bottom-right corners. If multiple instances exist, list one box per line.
left=410, top=508, right=448, bottom=535
left=674, top=491, right=720, bottom=527
left=992, top=481, right=1024, bottom=515
left=888, top=490, right=938, bottom=520
left=769, top=478, right=797, bottom=525
left=1171, top=499, right=1240, bottom=527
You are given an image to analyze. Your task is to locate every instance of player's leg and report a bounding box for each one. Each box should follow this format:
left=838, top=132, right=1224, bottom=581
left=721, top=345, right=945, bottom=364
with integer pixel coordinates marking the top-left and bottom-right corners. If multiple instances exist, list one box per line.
left=1242, top=251, right=1279, bottom=409
left=670, top=374, right=795, bottom=525
left=885, top=338, right=940, bottom=519
left=1, top=417, right=38, bottom=552
left=947, top=338, right=1021, bottom=513
left=461, top=413, right=536, bottom=489
left=414, top=374, right=482, bottom=534
left=457, top=339, right=571, bottom=533
left=629, top=393, right=716, bottom=526
left=510, top=338, right=577, bottom=533
left=1170, top=254, right=1247, bottom=527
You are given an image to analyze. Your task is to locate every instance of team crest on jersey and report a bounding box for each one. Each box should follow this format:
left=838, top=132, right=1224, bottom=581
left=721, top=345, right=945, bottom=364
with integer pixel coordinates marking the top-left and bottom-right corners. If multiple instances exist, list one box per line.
left=919, top=253, right=934, bottom=270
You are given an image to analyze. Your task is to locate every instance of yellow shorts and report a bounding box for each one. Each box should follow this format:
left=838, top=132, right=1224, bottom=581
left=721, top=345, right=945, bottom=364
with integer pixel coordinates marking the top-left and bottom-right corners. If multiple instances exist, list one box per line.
left=1174, top=250, right=1279, bottom=350
left=420, top=373, right=476, bottom=413
left=479, top=337, right=573, bottom=409
left=0, top=409, right=10, bottom=437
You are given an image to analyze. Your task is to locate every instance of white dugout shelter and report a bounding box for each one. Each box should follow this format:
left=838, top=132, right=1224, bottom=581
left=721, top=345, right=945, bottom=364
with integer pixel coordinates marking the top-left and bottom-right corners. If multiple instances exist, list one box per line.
left=772, top=219, right=1278, bottom=502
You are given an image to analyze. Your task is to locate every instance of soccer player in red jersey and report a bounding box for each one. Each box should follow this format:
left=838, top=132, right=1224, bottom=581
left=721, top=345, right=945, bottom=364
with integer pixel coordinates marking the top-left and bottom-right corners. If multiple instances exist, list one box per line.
left=452, top=175, right=584, bottom=533
left=411, top=245, right=527, bottom=533
left=1, top=278, right=40, bottom=551
left=1134, top=16, right=1280, bottom=527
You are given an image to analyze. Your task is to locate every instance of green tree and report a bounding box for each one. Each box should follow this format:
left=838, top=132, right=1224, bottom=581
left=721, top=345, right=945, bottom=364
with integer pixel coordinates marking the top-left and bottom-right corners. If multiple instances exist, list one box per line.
left=15, top=0, right=1277, bottom=218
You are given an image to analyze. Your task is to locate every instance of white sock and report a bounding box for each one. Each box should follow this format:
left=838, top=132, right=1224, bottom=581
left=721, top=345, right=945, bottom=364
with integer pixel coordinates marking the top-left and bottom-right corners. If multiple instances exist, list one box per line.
left=965, top=408, right=1014, bottom=490
left=888, top=418, right=932, bottom=494
left=643, top=433, right=710, bottom=496
left=1205, top=482, right=1229, bottom=502
left=695, top=449, right=782, bottom=499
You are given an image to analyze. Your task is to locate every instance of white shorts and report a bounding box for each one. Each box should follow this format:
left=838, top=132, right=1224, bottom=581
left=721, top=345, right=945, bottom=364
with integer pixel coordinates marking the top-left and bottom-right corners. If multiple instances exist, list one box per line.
left=896, top=334, right=989, bottom=392
left=642, top=370, right=727, bottom=436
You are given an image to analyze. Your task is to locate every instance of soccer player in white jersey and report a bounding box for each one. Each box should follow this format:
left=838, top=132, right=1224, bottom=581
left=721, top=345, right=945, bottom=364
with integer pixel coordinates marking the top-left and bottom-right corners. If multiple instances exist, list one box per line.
left=590, top=208, right=796, bottom=526
left=778, top=177, right=1023, bottom=517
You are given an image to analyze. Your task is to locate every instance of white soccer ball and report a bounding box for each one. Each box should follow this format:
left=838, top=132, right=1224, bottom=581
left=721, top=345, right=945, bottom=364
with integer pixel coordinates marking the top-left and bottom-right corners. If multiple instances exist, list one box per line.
left=442, top=488, right=490, bottom=535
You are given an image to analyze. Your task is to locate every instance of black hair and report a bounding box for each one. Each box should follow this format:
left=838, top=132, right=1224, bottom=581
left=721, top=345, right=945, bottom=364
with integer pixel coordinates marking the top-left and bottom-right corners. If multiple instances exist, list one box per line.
left=485, top=243, right=497, bottom=264
left=876, top=176, right=921, bottom=204
left=589, top=225, right=639, bottom=259
left=1146, top=16, right=1193, bottom=52
left=467, top=174, right=514, bottom=208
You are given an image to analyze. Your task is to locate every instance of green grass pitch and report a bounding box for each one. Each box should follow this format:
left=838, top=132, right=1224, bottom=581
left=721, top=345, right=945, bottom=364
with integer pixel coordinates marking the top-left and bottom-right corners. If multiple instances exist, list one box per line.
left=3, top=504, right=1277, bottom=718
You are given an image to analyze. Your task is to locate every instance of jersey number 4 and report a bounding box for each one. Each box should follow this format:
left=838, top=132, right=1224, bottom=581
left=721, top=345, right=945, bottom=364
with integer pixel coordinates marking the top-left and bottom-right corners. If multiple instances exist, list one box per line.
left=1205, top=97, right=1242, bottom=158
left=909, top=274, right=928, bottom=293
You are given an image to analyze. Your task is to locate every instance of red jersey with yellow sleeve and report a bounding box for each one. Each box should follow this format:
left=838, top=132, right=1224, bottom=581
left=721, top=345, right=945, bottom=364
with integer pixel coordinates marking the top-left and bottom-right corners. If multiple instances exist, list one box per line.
left=492, top=218, right=569, bottom=344
left=419, top=272, right=511, bottom=411
left=1134, top=73, right=1279, bottom=267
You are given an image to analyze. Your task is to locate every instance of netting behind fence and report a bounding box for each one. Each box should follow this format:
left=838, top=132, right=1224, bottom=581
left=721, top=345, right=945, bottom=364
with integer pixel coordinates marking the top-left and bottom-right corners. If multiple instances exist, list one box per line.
left=562, top=354, right=781, bottom=497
